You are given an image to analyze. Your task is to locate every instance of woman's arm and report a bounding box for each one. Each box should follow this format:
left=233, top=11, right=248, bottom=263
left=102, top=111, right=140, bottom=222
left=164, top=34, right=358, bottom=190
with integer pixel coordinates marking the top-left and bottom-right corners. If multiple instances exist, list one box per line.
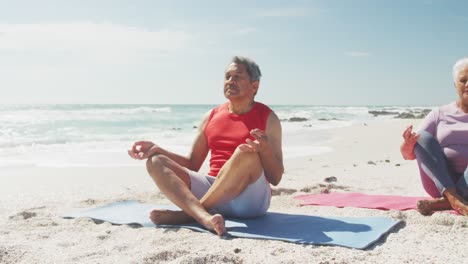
left=400, top=125, right=420, bottom=160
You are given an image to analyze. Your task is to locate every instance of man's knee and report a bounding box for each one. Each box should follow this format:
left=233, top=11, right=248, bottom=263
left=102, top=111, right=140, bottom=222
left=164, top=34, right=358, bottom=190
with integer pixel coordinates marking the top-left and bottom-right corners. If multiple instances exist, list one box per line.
left=146, top=154, right=170, bottom=175
left=229, top=148, right=263, bottom=181
left=232, top=148, right=261, bottom=165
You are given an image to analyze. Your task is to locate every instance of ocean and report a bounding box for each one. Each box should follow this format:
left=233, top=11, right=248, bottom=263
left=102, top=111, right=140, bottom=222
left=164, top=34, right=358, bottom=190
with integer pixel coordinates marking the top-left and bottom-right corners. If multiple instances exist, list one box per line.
left=0, top=104, right=432, bottom=168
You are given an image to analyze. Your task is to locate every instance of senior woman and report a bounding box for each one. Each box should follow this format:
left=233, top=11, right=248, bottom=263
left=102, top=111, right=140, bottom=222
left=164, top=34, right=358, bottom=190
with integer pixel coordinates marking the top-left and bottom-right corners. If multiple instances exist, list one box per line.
left=400, top=57, right=468, bottom=215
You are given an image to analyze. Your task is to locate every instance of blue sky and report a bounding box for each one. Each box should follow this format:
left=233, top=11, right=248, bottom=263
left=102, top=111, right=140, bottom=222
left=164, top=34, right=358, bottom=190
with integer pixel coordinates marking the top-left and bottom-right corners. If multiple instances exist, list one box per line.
left=0, top=0, right=467, bottom=105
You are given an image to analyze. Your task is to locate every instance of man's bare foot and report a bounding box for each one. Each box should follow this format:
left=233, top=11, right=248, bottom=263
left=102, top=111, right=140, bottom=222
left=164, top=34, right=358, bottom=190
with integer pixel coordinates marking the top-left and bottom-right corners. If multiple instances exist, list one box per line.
left=417, top=197, right=451, bottom=215
left=208, top=214, right=226, bottom=236
left=149, top=209, right=192, bottom=225
left=197, top=214, right=226, bottom=236
left=150, top=210, right=226, bottom=236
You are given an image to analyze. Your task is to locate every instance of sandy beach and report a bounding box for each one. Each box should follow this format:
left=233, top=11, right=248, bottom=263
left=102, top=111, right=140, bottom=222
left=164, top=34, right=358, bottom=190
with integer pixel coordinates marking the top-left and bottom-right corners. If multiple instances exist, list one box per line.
left=1, top=118, right=467, bottom=264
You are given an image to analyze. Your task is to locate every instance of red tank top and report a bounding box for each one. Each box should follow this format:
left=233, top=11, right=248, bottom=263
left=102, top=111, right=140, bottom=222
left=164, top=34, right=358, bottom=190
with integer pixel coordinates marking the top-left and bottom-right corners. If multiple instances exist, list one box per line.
left=204, top=102, right=272, bottom=176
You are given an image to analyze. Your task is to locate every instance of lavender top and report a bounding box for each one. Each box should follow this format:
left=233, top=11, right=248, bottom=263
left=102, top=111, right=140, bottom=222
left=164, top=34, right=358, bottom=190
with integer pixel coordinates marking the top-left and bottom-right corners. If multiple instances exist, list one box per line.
left=417, top=101, right=468, bottom=174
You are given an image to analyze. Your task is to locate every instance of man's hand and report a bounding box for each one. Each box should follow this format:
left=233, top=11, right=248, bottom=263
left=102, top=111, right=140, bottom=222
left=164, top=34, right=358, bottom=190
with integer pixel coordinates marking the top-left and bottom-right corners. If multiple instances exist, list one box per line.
left=238, top=129, right=269, bottom=153
left=128, top=141, right=158, bottom=160
left=400, top=125, right=420, bottom=160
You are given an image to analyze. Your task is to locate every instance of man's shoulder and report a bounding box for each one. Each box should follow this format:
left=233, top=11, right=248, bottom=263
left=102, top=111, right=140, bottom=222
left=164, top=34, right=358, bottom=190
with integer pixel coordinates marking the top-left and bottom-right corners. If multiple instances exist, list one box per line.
left=254, top=101, right=273, bottom=112
left=255, top=101, right=268, bottom=107
left=257, top=103, right=279, bottom=124
left=211, top=102, right=229, bottom=112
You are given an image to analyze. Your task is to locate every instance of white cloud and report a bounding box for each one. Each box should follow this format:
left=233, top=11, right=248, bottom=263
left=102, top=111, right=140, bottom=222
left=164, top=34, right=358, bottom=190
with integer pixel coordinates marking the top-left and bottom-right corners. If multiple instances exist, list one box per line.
left=0, top=22, right=190, bottom=57
left=233, top=27, right=257, bottom=36
left=257, top=7, right=314, bottom=18
left=345, top=51, right=371, bottom=57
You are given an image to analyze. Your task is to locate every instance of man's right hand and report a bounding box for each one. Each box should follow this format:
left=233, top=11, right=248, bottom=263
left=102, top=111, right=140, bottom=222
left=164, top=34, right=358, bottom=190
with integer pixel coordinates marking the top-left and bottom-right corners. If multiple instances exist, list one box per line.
left=128, top=141, right=158, bottom=160
left=400, top=125, right=420, bottom=160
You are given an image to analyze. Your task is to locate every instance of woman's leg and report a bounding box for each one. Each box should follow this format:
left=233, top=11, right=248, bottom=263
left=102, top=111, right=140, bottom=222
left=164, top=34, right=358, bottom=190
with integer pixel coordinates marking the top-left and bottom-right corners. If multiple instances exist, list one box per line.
left=414, top=132, right=468, bottom=215
left=456, top=167, right=468, bottom=200
left=414, top=131, right=456, bottom=196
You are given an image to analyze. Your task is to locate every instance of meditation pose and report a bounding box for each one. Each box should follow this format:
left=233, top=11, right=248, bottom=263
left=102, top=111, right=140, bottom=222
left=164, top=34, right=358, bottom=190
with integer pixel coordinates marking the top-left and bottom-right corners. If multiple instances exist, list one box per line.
left=128, top=56, right=284, bottom=235
left=400, top=57, right=468, bottom=215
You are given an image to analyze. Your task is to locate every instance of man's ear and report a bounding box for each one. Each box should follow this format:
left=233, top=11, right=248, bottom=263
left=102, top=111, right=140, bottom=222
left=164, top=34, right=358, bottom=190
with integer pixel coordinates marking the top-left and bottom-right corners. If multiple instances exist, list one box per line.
left=252, top=80, right=259, bottom=95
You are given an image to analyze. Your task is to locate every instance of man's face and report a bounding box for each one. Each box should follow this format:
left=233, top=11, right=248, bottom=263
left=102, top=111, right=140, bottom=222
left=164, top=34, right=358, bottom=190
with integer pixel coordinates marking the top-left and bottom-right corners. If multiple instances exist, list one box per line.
left=455, top=65, right=468, bottom=104
left=224, top=63, right=258, bottom=100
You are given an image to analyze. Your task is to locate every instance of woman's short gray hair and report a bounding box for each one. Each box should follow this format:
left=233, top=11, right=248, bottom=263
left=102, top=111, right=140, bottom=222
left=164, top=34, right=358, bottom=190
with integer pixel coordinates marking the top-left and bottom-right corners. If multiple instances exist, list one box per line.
left=231, top=56, right=262, bottom=82
left=453, top=57, right=468, bottom=81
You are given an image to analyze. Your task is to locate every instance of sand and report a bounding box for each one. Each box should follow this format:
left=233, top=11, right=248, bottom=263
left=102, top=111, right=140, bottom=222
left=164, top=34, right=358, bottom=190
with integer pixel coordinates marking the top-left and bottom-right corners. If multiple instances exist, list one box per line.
left=1, top=119, right=467, bottom=264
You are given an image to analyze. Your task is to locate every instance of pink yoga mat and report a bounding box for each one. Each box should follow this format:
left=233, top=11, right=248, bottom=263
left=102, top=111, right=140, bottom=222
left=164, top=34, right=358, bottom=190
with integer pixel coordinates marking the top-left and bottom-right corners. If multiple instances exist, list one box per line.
left=295, top=192, right=459, bottom=214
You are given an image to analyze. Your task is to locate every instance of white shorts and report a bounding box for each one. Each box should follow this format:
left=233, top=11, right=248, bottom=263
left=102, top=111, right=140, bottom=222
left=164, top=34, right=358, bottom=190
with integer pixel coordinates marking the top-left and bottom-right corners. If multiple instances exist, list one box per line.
left=188, top=170, right=271, bottom=218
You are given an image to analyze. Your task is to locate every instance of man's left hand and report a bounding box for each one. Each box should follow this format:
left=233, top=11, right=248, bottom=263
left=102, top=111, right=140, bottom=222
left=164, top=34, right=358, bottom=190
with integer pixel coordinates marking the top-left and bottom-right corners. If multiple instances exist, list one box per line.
left=238, top=129, right=268, bottom=153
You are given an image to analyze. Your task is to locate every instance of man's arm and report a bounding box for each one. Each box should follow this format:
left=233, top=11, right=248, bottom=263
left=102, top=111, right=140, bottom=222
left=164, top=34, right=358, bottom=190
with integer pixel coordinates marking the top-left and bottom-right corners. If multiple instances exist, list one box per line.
left=129, top=111, right=210, bottom=172
left=259, top=111, right=284, bottom=185
left=185, top=111, right=211, bottom=171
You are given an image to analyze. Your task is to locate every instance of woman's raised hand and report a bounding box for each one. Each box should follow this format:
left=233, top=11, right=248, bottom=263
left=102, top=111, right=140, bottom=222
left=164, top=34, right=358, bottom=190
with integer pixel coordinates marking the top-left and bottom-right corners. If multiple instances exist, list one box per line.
left=400, top=125, right=420, bottom=160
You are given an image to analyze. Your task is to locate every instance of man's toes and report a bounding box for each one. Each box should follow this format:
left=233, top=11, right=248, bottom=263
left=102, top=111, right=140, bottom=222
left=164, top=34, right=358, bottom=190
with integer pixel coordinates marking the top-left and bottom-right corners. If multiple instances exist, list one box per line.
left=210, top=214, right=226, bottom=236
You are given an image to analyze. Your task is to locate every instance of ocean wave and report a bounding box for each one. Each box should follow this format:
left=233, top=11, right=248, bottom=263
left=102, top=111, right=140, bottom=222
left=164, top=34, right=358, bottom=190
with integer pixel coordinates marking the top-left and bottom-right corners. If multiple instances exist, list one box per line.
left=0, top=106, right=173, bottom=124
left=0, top=104, right=435, bottom=167
left=368, top=108, right=432, bottom=119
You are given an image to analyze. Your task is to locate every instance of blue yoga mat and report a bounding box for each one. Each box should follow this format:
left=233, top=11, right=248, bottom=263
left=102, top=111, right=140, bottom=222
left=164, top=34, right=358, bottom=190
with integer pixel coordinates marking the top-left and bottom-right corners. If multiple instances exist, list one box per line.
left=63, top=200, right=401, bottom=249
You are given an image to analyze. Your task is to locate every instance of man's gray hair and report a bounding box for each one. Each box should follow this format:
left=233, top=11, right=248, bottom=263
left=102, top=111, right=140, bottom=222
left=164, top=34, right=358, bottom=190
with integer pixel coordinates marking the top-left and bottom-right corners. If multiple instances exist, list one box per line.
left=453, top=57, right=468, bottom=82
left=231, top=56, right=262, bottom=82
